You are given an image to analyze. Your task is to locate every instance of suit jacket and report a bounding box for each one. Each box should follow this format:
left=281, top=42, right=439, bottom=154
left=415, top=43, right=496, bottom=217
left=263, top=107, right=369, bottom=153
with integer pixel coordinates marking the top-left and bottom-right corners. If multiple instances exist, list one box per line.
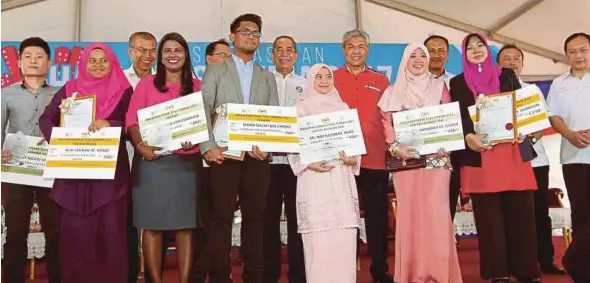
left=449, top=67, right=536, bottom=167
left=199, top=57, right=279, bottom=153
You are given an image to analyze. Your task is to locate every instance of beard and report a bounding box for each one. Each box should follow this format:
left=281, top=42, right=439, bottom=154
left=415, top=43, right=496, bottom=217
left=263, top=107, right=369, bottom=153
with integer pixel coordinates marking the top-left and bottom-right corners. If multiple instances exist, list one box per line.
left=238, top=45, right=257, bottom=55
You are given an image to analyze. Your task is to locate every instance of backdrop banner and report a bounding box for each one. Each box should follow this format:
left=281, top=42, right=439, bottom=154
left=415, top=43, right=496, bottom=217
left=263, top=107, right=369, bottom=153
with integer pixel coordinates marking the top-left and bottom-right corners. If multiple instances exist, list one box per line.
left=1, top=41, right=502, bottom=88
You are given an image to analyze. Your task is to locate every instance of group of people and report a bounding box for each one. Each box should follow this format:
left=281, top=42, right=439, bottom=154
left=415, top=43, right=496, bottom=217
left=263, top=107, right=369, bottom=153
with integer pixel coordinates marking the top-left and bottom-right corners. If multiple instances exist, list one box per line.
left=1, top=11, right=589, bottom=283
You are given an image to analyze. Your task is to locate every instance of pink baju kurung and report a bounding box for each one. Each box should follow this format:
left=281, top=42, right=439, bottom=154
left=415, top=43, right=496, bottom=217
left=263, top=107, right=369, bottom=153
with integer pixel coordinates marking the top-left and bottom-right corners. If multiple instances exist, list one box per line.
left=288, top=63, right=361, bottom=283
left=378, top=43, right=463, bottom=283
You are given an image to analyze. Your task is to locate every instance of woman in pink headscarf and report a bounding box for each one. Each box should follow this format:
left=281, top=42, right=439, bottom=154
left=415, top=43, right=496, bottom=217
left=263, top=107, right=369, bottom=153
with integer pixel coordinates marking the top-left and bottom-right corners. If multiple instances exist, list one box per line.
left=288, top=63, right=361, bottom=283
left=449, top=33, right=540, bottom=283
left=378, top=43, right=462, bottom=283
left=40, top=43, right=133, bottom=283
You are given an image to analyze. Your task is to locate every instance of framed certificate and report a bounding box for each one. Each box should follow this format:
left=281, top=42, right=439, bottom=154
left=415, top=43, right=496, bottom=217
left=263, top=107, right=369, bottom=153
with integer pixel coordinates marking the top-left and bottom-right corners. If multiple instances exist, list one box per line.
left=212, top=105, right=245, bottom=161
left=476, top=92, right=518, bottom=144
left=60, top=94, right=96, bottom=127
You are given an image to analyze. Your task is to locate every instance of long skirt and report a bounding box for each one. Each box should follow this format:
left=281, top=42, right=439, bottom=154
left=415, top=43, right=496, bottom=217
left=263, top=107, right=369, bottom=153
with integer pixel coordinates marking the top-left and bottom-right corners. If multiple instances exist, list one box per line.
left=393, top=168, right=463, bottom=283
left=59, top=196, right=128, bottom=283
left=301, top=228, right=357, bottom=283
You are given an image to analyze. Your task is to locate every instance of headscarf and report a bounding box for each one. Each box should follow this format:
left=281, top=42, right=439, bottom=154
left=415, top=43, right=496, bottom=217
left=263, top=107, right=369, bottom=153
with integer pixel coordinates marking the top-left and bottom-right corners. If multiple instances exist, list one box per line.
left=295, top=63, right=348, bottom=116
left=461, top=33, right=503, bottom=98
left=65, top=43, right=131, bottom=119
left=378, top=43, right=445, bottom=112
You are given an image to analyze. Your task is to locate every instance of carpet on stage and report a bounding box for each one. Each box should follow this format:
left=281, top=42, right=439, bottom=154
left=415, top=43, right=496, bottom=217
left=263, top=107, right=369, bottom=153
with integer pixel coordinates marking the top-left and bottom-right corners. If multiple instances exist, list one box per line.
left=8, top=237, right=572, bottom=283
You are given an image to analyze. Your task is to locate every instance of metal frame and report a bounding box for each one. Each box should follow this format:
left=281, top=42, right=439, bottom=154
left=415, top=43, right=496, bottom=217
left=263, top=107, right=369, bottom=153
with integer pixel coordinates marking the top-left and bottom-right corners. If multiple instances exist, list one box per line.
left=1, top=0, right=45, bottom=11
left=365, top=0, right=567, bottom=64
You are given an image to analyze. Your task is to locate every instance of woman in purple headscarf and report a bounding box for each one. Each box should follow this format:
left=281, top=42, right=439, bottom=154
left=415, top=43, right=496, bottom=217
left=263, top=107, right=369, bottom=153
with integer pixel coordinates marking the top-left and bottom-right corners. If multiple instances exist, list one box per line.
left=449, top=34, right=541, bottom=283
left=40, top=43, right=133, bottom=283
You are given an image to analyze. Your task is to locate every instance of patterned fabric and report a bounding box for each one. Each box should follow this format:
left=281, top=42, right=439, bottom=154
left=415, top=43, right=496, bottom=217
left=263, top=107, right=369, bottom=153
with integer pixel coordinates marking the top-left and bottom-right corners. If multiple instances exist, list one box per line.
left=425, top=154, right=453, bottom=170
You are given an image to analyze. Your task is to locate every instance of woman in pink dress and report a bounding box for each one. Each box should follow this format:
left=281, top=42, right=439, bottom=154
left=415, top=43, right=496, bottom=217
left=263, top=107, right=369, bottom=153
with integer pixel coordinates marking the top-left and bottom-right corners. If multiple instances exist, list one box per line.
left=288, top=63, right=361, bottom=283
left=378, top=43, right=463, bottom=283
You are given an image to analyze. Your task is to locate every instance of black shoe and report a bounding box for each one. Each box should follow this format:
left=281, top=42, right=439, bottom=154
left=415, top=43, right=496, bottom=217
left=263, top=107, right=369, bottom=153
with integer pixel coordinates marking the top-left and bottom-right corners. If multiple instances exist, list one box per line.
left=540, top=263, right=566, bottom=275
left=491, top=278, right=510, bottom=283
left=516, top=277, right=541, bottom=283
left=373, top=272, right=394, bottom=283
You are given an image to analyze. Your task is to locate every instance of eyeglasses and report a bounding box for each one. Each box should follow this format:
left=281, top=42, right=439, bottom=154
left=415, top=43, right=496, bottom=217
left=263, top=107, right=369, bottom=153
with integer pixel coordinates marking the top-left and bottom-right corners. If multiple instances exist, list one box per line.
left=132, top=46, right=157, bottom=55
left=213, top=53, right=231, bottom=59
left=236, top=30, right=262, bottom=38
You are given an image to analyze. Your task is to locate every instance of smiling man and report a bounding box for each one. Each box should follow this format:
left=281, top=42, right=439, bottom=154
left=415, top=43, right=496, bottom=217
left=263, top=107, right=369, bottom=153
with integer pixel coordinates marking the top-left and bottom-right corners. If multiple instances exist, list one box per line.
left=1, top=37, right=61, bottom=283
left=334, top=29, right=392, bottom=283
left=263, top=35, right=306, bottom=283
left=196, top=13, right=279, bottom=283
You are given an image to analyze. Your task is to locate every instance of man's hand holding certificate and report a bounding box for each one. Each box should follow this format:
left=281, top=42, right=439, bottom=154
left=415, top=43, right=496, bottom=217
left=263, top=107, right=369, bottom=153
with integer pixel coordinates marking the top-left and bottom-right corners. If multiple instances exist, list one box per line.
left=137, top=92, right=209, bottom=153
left=393, top=102, right=465, bottom=155
left=515, top=85, right=551, bottom=135
left=227, top=104, right=299, bottom=153
left=298, top=109, right=366, bottom=165
left=1, top=133, right=54, bottom=187
left=212, top=104, right=245, bottom=160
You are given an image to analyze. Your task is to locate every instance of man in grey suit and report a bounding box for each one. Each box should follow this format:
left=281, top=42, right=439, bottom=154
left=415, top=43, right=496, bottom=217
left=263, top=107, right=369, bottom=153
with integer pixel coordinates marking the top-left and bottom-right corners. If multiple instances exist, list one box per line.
left=195, top=13, right=278, bottom=283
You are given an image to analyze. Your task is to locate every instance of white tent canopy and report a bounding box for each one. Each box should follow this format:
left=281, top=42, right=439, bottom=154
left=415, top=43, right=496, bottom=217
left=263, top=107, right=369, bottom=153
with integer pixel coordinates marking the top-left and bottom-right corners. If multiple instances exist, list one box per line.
left=362, top=0, right=588, bottom=79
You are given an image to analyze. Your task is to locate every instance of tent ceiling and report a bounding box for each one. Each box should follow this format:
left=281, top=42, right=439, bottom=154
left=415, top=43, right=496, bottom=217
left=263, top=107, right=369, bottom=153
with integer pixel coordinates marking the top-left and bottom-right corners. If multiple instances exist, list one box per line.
left=365, top=0, right=590, bottom=64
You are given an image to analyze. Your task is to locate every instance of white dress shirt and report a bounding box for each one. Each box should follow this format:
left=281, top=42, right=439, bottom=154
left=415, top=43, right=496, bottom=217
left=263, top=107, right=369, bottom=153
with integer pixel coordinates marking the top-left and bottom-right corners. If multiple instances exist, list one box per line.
left=519, top=80, right=551, bottom=167
left=430, top=70, right=455, bottom=90
left=271, top=69, right=306, bottom=164
left=124, top=66, right=152, bottom=168
left=547, top=72, right=590, bottom=165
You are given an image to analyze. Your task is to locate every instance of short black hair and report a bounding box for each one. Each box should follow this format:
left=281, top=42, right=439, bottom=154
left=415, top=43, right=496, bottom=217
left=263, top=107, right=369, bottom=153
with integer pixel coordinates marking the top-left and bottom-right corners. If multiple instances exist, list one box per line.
left=563, top=32, right=590, bottom=53
left=272, top=35, right=297, bottom=52
left=205, top=39, right=230, bottom=56
left=230, top=13, right=262, bottom=33
left=497, top=44, right=524, bottom=63
left=128, top=31, right=157, bottom=45
left=19, top=37, right=50, bottom=59
left=424, top=35, right=449, bottom=50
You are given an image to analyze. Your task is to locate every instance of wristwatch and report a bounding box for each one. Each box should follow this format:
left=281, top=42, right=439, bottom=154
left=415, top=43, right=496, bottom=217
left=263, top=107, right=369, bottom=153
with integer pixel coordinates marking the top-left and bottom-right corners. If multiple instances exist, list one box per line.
left=531, top=137, right=538, bottom=144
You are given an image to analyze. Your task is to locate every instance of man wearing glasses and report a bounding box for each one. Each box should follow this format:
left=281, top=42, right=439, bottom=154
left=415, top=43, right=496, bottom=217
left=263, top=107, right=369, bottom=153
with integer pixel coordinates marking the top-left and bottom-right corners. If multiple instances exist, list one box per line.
left=124, top=31, right=158, bottom=283
left=124, top=31, right=157, bottom=89
left=196, top=13, right=278, bottom=283
left=263, top=35, right=306, bottom=283
left=206, top=39, right=232, bottom=64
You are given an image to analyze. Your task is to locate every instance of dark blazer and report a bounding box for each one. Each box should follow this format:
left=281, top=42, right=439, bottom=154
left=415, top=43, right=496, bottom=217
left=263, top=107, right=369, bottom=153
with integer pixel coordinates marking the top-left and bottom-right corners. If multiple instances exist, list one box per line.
left=449, top=68, right=536, bottom=167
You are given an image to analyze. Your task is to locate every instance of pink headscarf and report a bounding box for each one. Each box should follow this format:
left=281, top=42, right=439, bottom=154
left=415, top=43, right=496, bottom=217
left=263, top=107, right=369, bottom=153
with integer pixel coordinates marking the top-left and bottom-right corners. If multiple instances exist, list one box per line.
left=461, top=33, right=502, bottom=98
left=378, top=43, right=445, bottom=112
left=65, top=43, right=131, bottom=119
left=295, top=63, right=349, bottom=116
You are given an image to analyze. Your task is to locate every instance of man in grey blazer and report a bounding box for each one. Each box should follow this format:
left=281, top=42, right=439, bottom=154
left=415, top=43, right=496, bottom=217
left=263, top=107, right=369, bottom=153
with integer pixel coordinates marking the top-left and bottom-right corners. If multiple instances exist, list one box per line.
left=195, top=13, right=278, bottom=283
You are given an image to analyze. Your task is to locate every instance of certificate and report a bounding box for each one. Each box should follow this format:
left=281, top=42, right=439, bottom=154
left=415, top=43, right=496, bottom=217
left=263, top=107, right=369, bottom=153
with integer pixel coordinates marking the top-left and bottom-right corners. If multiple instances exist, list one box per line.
left=476, top=92, right=518, bottom=144
left=1, top=133, right=54, bottom=188
left=227, top=104, right=299, bottom=153
left=60, top=94, right=96, bottom=128
left=298, top=109, right=366, bottom=165
left=393, top=102, right=465, bottom=155
left=212, top=104, right=245, bottom=161
left=137, top=92, right=209, bottom=152
left=515, top=85, right=551, bottom=135
left=43, top=127, right=121, bottom=180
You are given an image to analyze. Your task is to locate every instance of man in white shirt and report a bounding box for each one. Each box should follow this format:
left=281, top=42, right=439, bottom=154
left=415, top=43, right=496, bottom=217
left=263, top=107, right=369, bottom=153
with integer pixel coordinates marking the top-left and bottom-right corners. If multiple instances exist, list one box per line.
left=547, top=32, right=590, bottom=277
left=124, top=31, right=157, bottom=283
left=424, top=35, right=455, bottom=89
left=124, top=31, right=157, bottom=89
left=424, top=35, right=460, bottom=224
left=263, top=35, right=307, bottom=283
left=497, top=44, right=565, bottom=275
left=549, top=32, right=590, bottom=283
